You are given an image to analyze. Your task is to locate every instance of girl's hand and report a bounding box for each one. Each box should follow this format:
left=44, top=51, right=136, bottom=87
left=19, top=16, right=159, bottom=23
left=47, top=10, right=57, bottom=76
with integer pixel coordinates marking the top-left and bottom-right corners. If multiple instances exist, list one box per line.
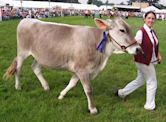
left=158, top=52, right=162, bottom=64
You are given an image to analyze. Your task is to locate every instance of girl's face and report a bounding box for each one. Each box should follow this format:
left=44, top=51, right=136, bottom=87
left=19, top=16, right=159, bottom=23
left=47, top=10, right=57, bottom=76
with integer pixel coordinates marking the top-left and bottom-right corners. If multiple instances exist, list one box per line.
left=144, top=13, right=156, bottom=28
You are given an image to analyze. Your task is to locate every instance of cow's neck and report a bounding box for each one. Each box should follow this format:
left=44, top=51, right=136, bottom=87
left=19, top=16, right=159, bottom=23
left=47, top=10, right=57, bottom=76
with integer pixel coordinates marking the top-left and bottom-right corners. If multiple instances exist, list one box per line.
left=91, top=42, right=115, bottom=80
left=98, top=42, right=115, bottom=72
left=104, top=41, right=115, bottom=56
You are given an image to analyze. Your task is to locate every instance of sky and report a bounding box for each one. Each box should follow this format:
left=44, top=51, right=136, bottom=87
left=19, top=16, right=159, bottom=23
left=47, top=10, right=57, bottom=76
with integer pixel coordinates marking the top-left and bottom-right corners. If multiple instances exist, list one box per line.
left=79, top=0, right=166, bottom=6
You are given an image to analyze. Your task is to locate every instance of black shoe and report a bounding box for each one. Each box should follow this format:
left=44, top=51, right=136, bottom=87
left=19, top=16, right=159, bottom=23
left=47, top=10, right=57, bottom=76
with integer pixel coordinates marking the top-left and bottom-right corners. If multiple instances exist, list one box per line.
left=114, top=90, right=119, bottom=97
left=114, top=89, right=127, bottom=101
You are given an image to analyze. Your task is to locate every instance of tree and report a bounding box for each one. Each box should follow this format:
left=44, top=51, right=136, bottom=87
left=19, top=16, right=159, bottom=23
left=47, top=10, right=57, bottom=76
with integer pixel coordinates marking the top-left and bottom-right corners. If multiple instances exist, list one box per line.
left=87, top=0, right=92, bottom=4
left=127, top=0, right=159, bottom=5
left=32, top=0, right=103, bottom=6
left=93, top=0, right=103, bottom=6
left=147, top=0, right=159, bottom=5
left=32, top=0, right=79, bottom=3
left=87, top=0, right=103, bottom=6
left=120, top=2, right=125, bottom=5
left=105, top=0, right=108, bottom=5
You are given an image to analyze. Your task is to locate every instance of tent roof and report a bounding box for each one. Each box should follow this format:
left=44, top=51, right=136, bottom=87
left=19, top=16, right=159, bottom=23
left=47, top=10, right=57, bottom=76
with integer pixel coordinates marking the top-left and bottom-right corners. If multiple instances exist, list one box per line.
left=0, top=1, right=6, bottom=6
left=114, top=5, right=140, bottom=9
left=1, top=0, right=99, bottom=10
left=141, top=6, right=160, bottom=13
left=158, top=9, right=166, bottom=13
left=99, top=5, right=113, bottom=10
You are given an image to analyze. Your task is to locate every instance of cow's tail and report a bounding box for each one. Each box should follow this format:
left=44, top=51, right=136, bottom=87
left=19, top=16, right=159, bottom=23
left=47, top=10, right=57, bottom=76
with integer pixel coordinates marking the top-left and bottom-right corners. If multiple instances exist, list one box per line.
left=3, top=58, right=17, bottom=80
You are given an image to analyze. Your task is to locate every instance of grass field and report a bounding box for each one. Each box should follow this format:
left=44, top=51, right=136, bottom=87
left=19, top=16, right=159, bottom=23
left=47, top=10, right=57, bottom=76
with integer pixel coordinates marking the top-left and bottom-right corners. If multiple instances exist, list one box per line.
left=0, top=16, right=166, bottom=122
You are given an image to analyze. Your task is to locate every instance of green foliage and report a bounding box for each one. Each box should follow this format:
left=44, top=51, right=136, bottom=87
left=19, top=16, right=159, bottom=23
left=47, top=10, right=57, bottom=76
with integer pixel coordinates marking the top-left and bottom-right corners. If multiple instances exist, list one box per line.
left=87, top=0, right=92, bottom=4
left=86, top=0, right=103, bottom=6
left=32, top=0, right=79, bottom=3
left=32, top=0, right=104, bottom=6
left=127, top=0, right=160, bottom=5
left=0, top=16, right=166, bottom=122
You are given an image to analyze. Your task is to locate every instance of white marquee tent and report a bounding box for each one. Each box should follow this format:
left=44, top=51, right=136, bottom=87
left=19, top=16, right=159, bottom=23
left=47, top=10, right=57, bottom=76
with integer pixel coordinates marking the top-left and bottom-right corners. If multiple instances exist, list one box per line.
left=158, top=9, right=166, bottom=13
left=0, top=0, right=6, bottom=6
left=141, top=6, right=166, bottom=14
left=99, top=5, right=113, bottom=10
left=141, top=6, right=160, bottom=13
left=0, top=0, right=99, bottom=10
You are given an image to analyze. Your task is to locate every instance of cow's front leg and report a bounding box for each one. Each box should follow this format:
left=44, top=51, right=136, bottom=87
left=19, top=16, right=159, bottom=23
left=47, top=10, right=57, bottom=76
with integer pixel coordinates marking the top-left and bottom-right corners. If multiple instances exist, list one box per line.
left=58, top=75, right=79, bottom=99
left=79, top=73, right=98, bottom=115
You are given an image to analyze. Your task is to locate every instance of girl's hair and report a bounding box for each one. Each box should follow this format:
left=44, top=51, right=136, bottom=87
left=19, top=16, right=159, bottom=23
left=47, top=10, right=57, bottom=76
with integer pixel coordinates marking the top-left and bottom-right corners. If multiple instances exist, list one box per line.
left=144, top=11, right=156, bottom=19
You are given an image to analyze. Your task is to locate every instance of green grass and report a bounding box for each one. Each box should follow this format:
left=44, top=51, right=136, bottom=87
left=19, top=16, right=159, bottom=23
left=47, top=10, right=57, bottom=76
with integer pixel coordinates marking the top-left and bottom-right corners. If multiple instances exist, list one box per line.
left=0, top=16, right=166, bottom=122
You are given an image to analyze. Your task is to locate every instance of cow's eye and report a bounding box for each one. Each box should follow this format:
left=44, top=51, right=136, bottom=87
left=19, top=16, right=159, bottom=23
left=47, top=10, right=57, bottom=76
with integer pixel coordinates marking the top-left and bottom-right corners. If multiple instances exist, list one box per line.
left=120, top=29, right=125, bottom=33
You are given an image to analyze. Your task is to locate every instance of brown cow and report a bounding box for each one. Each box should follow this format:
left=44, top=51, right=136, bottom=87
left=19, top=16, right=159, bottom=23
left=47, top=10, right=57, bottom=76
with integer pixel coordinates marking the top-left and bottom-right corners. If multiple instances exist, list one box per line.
left=4, top=18, right=142, bottom=114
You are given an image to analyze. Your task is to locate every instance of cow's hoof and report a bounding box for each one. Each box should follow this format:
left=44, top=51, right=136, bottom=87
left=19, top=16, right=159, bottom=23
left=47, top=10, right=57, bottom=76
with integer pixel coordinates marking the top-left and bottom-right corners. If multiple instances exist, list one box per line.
left=43, top=84, right=50, bottom=91
left=43, top=86, right=50, bottom=91
left=15, top=85, right=21, bottom=90
left=90, top=108, right=98, bottom=115
left=58, top=95, right=64, bottom=100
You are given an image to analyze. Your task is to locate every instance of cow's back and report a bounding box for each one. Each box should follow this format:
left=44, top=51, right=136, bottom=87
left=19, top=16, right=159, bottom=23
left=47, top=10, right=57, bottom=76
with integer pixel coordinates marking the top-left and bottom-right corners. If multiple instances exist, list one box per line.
left=17, top=18, right=104, bottom=72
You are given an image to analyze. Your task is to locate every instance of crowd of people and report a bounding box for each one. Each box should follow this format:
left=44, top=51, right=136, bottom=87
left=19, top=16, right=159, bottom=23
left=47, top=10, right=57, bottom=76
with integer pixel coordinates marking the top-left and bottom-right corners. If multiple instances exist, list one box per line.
left=1, top=5, right=166, bottom=21
left=1, top=6, right=86, bottom=20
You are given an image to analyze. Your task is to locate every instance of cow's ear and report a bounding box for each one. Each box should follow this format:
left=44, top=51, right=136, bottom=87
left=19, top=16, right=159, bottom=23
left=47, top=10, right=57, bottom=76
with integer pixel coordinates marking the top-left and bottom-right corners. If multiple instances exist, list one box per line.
left=94, top=18, right=108, bottom=30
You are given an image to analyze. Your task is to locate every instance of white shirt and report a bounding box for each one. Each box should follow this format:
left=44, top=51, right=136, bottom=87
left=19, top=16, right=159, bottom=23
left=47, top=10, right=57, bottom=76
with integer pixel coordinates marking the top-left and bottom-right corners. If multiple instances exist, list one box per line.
left=135, top=24, right=158, bottom=64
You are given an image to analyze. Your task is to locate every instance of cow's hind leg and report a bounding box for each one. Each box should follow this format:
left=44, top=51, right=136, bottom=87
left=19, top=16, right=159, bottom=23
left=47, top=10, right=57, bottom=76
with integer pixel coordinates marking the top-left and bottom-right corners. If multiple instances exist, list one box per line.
left=31, top=60, right=49, bottom=91
left=58, top=75, right=79, bottom=99
left=15, top=53, right=29, bottom=90
left=78, top=73, right=98, bottom=115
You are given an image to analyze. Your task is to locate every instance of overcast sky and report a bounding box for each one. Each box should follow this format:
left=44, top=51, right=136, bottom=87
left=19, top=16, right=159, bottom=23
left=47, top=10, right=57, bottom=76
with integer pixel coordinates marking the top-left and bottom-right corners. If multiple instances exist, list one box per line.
left=79, top=0, right=166, bottom=6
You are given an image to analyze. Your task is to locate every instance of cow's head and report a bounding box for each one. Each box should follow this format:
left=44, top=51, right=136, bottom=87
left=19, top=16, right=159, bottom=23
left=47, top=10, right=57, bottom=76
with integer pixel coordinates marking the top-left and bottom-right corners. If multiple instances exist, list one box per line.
left=95, top=17, right=142, bottom=55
